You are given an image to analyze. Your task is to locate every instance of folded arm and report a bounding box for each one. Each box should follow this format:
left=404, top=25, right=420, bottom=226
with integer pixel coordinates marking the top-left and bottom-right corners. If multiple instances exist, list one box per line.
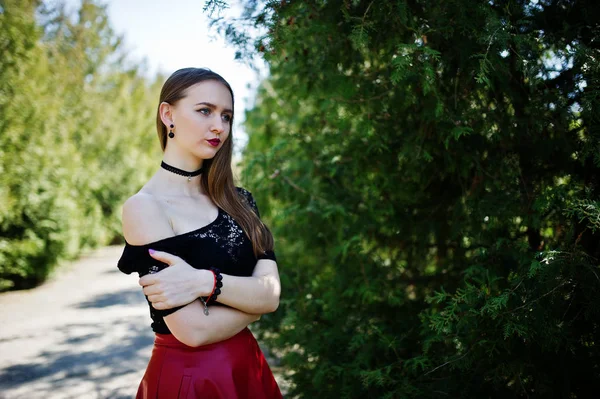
left=121, top=194, right=263, bottom=347
left=143, top=253, right=281, bottom=315
left=164, top=302, right=260, bottom=347
left=216, top=259, right=281, bottom=314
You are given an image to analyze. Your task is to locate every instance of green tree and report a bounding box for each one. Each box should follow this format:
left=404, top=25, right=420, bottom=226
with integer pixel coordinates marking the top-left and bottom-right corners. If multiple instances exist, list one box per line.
left=208, top=0, right=600, bottom=397
left=0, top=0, right=161, bottom=290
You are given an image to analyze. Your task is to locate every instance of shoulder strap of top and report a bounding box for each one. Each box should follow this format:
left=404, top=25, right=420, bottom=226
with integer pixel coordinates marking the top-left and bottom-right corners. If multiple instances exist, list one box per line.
left=236, top=186, right=260, bottom=217
left=116, top=241, right=179, bottom=275
left=235, top=187, right=277, bottom=262
left=117, top=243, right=146, bottom=275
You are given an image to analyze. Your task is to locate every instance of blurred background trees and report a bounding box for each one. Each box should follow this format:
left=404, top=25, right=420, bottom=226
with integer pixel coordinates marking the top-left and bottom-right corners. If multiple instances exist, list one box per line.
left=209, top=0, right=600, bottom=397
left=0, top=0, right=161, bottom=289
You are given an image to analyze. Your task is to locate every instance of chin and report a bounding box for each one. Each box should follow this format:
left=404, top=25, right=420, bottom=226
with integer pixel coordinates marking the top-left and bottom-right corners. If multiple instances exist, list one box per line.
left=195, top=149, right=219, bottom=160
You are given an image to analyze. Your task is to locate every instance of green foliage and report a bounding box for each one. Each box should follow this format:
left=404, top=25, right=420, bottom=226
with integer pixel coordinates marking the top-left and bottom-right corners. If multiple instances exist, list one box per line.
left=0, top=0, right=161, bottom=290
left=209, top=0, right=600, bottom=397
left=565, top=198, right=600, bottom=233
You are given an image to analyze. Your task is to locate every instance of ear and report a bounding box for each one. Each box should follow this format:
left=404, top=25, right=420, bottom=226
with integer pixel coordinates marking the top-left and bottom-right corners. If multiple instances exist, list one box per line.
left=159, top=101, right=175, bottom=128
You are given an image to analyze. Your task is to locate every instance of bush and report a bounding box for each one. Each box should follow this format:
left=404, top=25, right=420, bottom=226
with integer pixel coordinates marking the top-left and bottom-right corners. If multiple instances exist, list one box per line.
left=210, top=0, right=600, bottom=396
left=0, top=0, right=161, bottom=290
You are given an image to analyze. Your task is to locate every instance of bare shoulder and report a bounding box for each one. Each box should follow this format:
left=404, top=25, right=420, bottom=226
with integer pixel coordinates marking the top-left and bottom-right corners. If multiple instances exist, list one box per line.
left=122, top=192, right=174, bottom=245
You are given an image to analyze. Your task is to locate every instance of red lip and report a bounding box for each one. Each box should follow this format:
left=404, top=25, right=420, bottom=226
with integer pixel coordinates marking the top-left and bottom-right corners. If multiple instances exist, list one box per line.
left=207, top=139, right=221, bottom=147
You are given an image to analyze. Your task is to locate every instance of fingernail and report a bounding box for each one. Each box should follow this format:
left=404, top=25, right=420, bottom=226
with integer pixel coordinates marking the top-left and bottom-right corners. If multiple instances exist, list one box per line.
left=148, top=249, right=156, bottom=255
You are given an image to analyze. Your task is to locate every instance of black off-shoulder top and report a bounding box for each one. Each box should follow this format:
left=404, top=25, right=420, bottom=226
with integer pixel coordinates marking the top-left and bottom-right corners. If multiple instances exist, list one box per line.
left=116, top=187, right=276, bottom=334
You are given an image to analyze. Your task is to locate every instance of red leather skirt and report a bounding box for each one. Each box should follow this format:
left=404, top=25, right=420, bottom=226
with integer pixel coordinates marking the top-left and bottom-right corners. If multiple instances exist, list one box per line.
left=136, top=328, right=282, bottom=399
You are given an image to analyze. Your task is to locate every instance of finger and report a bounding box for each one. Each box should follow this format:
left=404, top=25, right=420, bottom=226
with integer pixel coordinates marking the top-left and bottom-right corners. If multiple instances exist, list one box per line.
left=138, top=274, right=158, bottom=287
left=143, top=285, right=161, bottom=296
left=148, top=249, right=181, bottom=266
left=152, top=301, right=166, bottom=310
left=147, top=294, right=163, bottom=304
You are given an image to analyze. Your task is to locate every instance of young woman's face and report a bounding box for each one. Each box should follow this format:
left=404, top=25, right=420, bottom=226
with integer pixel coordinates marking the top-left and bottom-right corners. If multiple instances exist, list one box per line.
left=166, top=80, right=233, bottom=159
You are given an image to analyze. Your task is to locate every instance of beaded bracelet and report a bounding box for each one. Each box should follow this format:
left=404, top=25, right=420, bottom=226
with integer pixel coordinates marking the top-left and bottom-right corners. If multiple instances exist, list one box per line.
left=209, top=267, right=223, bottom=303
left=199, top=267, right=223, bottom=316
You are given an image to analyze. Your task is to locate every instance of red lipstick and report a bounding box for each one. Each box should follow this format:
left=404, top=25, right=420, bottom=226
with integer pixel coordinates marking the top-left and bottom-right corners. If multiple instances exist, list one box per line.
left=207, top=138, right=221, bottom=147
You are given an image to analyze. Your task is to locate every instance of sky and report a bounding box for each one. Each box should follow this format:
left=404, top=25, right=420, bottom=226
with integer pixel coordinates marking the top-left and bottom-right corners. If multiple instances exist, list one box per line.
left=64, top=0, right=267, bottom=153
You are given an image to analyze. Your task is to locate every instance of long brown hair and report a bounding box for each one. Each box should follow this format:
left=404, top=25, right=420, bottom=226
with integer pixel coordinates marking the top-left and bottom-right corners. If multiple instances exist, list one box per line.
left=156, top=68, right=274, bottom=257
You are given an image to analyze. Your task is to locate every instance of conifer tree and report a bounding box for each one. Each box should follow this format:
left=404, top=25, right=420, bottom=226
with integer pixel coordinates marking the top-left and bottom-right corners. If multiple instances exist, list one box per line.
left=0, top=0, right=160, bottom=289
left=207, top=0, right=600, bottom=397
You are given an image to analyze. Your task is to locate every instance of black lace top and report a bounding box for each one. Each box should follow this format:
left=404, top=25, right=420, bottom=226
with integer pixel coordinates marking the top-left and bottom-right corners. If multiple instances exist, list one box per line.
left=117, top=187, right=276, bottom=334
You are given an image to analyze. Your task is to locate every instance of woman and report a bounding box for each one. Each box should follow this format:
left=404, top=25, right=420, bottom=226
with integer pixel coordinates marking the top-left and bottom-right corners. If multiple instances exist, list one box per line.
left=117, top=68, right=282, bottom=398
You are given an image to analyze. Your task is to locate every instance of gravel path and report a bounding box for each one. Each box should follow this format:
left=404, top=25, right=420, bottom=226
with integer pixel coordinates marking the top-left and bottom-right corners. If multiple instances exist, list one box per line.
left=0, top=246, right=286, bottom=399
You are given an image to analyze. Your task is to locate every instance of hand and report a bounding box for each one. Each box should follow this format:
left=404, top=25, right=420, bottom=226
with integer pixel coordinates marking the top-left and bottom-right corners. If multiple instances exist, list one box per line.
left=139, top=249, right=213, bottom=310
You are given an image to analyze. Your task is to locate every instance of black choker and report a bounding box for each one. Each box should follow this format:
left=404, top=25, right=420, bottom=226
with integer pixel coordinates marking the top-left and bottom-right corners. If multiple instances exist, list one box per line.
left=160, top=161, right=203, bottom=182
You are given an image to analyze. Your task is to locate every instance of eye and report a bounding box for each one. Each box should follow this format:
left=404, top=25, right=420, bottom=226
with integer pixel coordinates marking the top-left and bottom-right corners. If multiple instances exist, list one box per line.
left=197, top=108, right=210, bottom=115
left=222, top=114, right=232, bottom=123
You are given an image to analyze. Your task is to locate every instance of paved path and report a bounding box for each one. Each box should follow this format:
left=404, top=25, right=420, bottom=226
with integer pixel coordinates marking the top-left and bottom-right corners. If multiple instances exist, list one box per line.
left=0, top=246, right=286, bottom=399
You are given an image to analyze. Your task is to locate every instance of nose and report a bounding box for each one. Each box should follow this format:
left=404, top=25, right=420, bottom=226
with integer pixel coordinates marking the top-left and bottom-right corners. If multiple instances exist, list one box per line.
left=210, top=115, right=225, bottom=134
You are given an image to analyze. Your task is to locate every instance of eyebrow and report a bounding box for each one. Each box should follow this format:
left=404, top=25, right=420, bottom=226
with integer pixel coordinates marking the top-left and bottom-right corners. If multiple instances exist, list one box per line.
left=195, top=102, right=233, bottom=114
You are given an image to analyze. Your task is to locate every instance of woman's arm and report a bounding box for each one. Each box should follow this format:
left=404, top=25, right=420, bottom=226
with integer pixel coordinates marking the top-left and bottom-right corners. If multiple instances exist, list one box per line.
left=164, top=303, right=260, bottom=347
left=216, top=259, right=281, bottom=313
left=144, top=250, right=281, bottom=314
left=122, top=194, right=261, bottom=345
